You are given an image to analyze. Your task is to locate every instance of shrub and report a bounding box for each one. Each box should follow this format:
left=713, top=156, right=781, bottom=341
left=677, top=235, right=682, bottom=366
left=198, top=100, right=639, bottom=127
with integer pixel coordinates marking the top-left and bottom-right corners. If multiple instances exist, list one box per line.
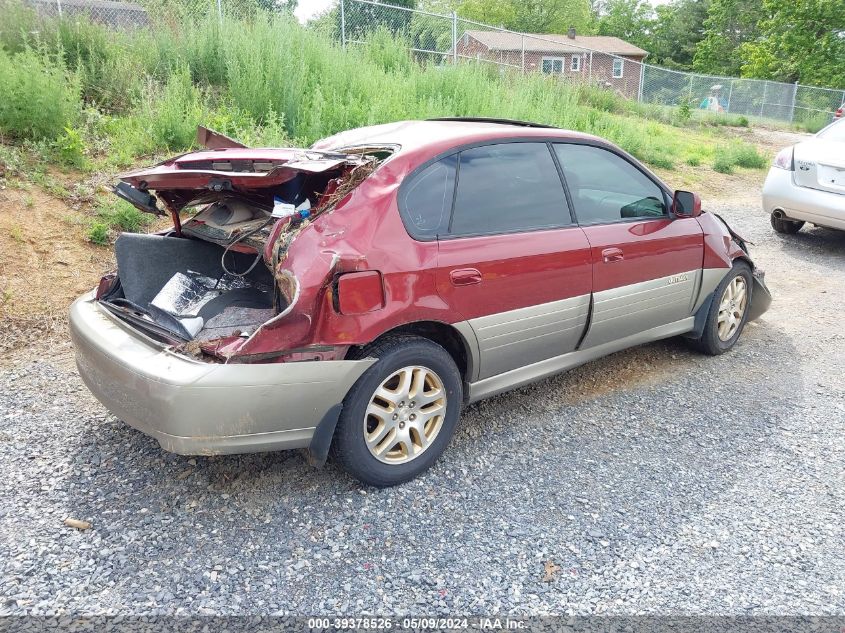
left=96, top=198, right=152, bottom=233
left=795, top=112, right=832, bottom=134
left=51, top=17, right=145, bottom=112
left=677, top=99, right=693, bottom=123
left=55, top=126, right=86, bottom=168
left=731, top=144, right=767, bottom=169
left=135, top=66, right=206, bottom=153
left=361, top=27, right=412, bottom=74
left=87, top=222, right=110, bottom=245
left=712, top=148, right=735, bottom=174
left=0, top=47, right=81, bottom=141
left=0, top=1, right=40, bottom=54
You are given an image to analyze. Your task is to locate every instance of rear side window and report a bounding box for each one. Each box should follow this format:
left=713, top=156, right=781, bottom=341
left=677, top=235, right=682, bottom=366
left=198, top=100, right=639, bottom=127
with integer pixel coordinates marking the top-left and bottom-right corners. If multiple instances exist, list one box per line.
left=554, top=143, right=666, bottom=224
left=449, top=142, right=571, bottom=236
left=398, top=156, right=456, bottom=238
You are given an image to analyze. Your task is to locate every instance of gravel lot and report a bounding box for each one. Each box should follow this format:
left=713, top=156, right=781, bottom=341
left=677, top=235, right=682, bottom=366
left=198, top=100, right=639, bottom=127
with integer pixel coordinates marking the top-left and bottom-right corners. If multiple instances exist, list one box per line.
left=1, top=187, right=844, bottom=617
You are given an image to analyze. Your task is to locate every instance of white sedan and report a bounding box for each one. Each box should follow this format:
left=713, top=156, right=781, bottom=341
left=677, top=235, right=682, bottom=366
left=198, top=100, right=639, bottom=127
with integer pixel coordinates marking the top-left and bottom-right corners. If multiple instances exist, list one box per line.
left=762, top=118, right=845, bottom=234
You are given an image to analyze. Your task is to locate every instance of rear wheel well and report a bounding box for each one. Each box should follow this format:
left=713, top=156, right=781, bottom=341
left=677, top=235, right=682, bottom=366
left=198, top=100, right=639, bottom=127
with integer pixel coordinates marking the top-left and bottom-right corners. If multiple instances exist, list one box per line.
left=347, top=322, right=470, bottom=381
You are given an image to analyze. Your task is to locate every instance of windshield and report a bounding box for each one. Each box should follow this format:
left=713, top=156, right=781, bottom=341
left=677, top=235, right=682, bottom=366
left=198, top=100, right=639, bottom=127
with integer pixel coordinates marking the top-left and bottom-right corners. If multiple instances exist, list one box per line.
left=817, top=118, right=845, bottom=142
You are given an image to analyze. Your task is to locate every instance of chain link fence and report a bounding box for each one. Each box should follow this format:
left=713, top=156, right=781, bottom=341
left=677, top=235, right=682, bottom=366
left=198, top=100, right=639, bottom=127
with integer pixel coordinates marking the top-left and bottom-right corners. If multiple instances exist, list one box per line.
left=24, top=0, right=845, bottom=126
left=338, top=0, right=844, bottom=126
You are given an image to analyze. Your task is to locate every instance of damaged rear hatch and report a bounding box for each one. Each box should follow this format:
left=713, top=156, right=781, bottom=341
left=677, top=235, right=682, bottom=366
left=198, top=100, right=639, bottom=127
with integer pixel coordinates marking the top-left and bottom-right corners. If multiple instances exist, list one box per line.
left=99, top=129, right=381, bottom=358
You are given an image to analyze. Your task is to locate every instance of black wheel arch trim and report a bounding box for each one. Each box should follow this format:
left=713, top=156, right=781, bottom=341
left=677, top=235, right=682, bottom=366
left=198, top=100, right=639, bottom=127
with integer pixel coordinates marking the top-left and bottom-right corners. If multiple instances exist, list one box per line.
left=307, top=403, right=344, bottom=467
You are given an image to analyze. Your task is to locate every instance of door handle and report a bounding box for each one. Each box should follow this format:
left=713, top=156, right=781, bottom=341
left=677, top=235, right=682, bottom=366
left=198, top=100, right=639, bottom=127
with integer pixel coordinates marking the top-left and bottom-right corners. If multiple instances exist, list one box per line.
left=449, top=268, right=482, bottom=286
left=602, top=248, right=624, bottom=263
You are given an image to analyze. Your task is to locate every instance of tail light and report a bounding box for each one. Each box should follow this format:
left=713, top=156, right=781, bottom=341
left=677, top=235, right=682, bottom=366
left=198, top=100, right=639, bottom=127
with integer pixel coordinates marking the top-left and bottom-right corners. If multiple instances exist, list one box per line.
left=335, top=270, right=385, bottom=315
left=773, top=146, right=794, bottom=171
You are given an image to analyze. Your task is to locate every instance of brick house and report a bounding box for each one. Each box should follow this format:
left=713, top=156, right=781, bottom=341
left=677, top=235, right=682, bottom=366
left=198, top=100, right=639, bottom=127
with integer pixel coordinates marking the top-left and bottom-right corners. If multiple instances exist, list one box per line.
left=453, top=28, right=648, bottom=99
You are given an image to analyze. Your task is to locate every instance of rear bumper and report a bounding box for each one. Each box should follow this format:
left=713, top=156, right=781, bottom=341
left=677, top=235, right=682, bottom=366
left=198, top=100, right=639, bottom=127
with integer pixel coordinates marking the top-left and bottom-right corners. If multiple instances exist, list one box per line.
left=69, top=292, right=374, bottom=455
left=762, top=167, right=845, bottom=230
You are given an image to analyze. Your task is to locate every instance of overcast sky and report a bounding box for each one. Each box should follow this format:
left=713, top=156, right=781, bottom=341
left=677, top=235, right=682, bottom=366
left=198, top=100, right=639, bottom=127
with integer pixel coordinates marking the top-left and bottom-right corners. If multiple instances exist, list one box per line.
left=294, top=0, right=673, bottom=24
left=294, top=0, right=335, bottom=23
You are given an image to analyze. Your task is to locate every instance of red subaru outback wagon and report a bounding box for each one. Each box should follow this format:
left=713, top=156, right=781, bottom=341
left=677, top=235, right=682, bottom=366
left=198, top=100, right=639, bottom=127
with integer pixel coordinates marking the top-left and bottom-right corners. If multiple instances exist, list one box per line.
left=70, top=118, right=771, bottom=486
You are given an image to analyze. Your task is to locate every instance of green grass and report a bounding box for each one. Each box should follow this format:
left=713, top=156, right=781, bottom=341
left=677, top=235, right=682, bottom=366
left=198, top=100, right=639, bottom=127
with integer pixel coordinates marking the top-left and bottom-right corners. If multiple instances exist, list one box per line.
left=0, top=2, right=768, bottom=177
left=794, top=112, right=833, bottom=134
left=712, top=152, right=735, bottom=174
left=9, top=225, right=24, bottom=242
left=712, top=143, right=768, bottom=173
left=95, top=198, right=153, bottom=233
left=86, top=222, right=110, bottom=245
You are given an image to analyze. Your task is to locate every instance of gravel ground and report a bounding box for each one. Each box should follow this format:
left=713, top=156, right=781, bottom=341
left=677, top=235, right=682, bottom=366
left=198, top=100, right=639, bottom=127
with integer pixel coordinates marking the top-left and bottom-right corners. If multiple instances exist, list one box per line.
left=1, top=188, right=844, bottom=617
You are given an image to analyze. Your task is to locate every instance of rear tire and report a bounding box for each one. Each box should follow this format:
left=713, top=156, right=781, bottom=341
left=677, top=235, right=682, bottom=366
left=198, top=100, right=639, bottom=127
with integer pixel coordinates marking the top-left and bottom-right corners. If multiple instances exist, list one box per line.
left=770, top=213, right=804, bottom=234
left=690, top=261, right=753, bottom=356
left=332, top=335, right=462, bottom=487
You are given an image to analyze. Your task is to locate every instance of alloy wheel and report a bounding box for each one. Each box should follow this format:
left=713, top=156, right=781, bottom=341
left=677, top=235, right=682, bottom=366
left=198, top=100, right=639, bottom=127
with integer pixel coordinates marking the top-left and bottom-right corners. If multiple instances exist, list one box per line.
left=717, top=275, right=748, bottom=341
left=363, top=365, right=447, bottom=465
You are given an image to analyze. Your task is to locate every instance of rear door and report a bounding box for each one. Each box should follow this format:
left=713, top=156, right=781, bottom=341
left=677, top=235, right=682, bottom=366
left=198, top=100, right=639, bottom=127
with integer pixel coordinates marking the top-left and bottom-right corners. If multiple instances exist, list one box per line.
left=553, top=143, right=703, bottom=348
left=430, top=142, right=593, bottom=380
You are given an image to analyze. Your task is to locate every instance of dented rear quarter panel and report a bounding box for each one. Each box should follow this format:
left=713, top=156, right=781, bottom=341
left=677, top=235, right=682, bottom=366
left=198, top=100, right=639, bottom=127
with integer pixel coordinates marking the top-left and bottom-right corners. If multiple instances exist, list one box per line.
left=234, top=150, right=455, bottom=359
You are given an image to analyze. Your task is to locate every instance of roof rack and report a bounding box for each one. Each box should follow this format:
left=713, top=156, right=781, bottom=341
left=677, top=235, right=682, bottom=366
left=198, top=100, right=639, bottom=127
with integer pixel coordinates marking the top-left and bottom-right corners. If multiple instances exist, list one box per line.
left=426, top=117, right=558, bottom=129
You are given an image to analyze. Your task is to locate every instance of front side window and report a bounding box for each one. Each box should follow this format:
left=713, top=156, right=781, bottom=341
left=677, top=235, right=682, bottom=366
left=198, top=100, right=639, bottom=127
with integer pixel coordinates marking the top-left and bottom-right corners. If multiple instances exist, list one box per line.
left=542, top=58, right=564, bottom=74
left=612, top=58, right=624, bottom=78
left=554, top=143, right=666, bottom=224
left=398, top=155, right=456, bottom=238
left=571, top=56, right=581, bottom=72
left=449, top=142, right=571, bottom=236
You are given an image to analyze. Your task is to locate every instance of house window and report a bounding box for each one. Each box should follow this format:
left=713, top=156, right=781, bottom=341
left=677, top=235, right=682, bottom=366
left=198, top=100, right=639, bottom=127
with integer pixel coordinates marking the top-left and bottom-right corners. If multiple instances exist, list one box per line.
left=571, top=56, right=581, bottom=72
left=542, top=57, right=564, bottom=74
left=612, top=58, right=624, bottom=78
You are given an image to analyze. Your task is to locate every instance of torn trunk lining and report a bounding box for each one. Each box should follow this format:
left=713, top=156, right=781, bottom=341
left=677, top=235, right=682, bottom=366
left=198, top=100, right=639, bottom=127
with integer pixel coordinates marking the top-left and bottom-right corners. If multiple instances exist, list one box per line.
left=107, top=233, right=277, bottom=343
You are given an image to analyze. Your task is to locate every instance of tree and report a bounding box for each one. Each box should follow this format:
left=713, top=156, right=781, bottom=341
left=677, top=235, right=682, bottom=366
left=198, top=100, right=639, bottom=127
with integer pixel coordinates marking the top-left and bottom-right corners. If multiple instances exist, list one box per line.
left=648, top=0, right=710, bottom=69
left=740, top=0, right=845, bottom=88
left=408, top=3, right=455, bottom=54
left=596, top=0, right=653, bottom=51
left=457, top=0, right=593, bottom=34
left=344, top=0, right=418, bottom=38
left=693, top=0, right=762, bottom=76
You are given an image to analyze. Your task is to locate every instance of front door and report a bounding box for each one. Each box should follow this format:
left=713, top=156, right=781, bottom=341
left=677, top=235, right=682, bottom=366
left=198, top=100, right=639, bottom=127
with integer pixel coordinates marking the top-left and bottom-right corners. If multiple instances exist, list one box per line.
left=553, top=142, right=704, bottom=348
left=432, top=142, right=593, bottom=380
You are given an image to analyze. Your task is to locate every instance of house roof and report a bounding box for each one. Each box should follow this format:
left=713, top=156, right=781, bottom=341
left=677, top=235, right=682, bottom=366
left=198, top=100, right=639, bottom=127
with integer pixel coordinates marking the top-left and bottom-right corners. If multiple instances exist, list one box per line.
left=462, top=30, right=648, bottom=57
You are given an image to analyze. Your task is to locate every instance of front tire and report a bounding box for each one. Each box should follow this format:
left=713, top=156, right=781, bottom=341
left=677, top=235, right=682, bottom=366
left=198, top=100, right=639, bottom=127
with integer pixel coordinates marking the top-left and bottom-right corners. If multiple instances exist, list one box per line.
left=690, top=261, right=753, bottom=356
left=332, top=335, right=462, bottom=487
left=770, top=213, right=804, bottom=234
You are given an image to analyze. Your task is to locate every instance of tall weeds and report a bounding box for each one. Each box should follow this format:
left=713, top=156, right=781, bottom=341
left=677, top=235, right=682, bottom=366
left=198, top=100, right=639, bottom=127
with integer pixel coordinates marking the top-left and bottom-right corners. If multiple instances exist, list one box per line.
left=0, top=2, right=762, bottom=172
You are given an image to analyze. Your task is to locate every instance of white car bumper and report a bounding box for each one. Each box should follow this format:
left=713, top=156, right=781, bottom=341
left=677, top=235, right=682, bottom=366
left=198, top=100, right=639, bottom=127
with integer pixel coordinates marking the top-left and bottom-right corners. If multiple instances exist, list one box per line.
left=762, top=167, right=845, bottom=231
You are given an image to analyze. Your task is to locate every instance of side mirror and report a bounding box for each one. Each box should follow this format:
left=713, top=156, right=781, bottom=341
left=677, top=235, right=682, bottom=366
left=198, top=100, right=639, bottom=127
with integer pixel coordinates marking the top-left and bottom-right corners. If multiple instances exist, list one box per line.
left=672, top=190, right=701, bottom=218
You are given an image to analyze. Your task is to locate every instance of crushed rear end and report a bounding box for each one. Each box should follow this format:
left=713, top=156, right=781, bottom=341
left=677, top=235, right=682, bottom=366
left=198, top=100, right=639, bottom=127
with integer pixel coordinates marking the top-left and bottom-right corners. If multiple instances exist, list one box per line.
left=70, top=128, right=388, bottom=457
